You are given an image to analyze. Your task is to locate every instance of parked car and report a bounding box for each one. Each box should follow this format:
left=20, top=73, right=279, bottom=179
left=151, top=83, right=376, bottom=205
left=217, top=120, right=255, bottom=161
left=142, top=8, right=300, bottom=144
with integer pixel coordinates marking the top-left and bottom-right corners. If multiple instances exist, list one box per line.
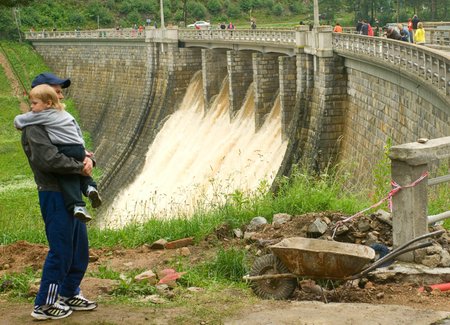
left=187, top=21, right=210, bottom=29
left=383, top=23, right=400, bottom=33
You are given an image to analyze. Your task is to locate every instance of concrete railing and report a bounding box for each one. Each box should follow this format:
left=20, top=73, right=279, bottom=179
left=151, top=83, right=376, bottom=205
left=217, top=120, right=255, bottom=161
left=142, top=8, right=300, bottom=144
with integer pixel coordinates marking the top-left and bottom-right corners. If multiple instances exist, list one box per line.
left=341, top=27, right=450, bottom=46
left=427, top=29, right=450, bottom=46
left=332, top=33, right=450, bottom=99
left=389, top=136, right=450, bottom=261
left=25, top=27, right=449, bottom=99
left=178, top=28, right=296, bottom=45
left=25, top=29, right=146, bottom=39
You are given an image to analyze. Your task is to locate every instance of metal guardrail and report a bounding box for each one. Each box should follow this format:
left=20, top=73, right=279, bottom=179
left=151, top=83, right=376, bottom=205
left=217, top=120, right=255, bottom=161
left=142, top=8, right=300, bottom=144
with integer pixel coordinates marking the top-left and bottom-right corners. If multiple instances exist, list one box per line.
left=332, top=33, right=450, bottom=98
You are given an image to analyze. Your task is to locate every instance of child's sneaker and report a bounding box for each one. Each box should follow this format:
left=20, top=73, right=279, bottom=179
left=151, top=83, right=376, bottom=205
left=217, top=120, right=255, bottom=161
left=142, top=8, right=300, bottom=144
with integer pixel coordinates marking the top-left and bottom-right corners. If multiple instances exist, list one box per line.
left=86, top=185, right=102, bottom=208
left=73, top=206, right=92, bottom=223
left=31, top=302, right=73, bottom=320
left=60, top=294, right=98, bottom=311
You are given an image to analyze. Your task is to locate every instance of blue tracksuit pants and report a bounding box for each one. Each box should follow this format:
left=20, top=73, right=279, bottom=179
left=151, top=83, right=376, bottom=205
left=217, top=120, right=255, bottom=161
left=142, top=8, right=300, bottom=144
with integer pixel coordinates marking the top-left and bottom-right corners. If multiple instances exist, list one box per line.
left=35, top=191, right=89, bottom=306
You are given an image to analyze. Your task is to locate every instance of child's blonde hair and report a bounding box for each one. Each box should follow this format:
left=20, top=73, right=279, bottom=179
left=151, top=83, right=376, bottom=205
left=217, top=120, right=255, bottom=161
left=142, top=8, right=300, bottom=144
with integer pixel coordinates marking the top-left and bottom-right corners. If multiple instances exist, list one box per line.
left=417, top=22, right=423, bottom=29
left=29, top=84, right=64, bottom=110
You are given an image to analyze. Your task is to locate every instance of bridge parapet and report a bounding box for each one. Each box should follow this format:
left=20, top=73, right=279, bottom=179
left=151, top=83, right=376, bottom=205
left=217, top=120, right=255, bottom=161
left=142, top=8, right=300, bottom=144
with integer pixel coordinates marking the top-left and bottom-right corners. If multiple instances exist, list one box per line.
left=25, top=29, right=145, bottom=40
left=333, top=33, right=450, bottom=100
left=178, top=28, right=296, bottom=45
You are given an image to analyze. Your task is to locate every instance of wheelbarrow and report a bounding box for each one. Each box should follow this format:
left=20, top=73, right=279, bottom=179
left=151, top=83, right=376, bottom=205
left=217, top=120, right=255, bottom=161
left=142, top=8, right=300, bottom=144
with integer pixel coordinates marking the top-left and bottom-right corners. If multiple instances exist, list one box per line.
left=243, top=229, right=445, bottom=300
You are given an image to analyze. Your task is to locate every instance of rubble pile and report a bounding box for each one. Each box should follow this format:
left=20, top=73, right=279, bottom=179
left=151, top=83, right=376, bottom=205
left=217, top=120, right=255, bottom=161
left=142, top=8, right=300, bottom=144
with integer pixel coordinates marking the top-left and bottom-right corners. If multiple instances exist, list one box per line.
left=238, top=210, right=450, bottom=268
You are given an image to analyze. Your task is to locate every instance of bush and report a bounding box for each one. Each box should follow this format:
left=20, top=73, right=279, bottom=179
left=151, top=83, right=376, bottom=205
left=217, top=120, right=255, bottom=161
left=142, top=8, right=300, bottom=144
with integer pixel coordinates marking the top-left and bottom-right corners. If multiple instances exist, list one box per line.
left=226, top=3, right=241, bottom=18
left=239, top=0, right=254, bottom=12
left=271, top=3, right=283, bottom=16
left=207, top=0, right=222, bottom=15
left=187, top=0, right=207, bottom=20
left=288, top=2, right=304, bottom=15
left=68, top=12, right=86, bottom=28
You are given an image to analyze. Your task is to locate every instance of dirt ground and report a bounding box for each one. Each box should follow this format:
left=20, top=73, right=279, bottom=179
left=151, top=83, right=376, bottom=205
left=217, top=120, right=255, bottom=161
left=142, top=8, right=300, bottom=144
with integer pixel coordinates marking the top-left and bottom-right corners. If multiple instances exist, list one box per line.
left=1, top=212, right=450, bottom=324
left=0, top=51, right=30, bottom=112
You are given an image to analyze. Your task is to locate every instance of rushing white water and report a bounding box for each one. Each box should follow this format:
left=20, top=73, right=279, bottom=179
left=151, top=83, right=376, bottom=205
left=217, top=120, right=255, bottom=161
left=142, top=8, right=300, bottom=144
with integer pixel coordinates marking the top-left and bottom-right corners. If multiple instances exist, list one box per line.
left=102, top=72, right=288, bottom=228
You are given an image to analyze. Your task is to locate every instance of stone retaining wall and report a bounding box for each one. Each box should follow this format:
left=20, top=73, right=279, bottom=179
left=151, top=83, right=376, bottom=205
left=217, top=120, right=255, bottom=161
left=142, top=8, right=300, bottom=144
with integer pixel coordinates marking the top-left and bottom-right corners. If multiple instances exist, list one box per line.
left=340, top=60, right=449, bottom=178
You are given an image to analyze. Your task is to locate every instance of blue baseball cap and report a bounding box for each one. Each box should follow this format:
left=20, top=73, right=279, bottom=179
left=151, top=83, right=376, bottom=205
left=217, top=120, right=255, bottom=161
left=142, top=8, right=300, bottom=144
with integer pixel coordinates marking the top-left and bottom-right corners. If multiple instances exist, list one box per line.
left=31, top=72, right=71, bottom=88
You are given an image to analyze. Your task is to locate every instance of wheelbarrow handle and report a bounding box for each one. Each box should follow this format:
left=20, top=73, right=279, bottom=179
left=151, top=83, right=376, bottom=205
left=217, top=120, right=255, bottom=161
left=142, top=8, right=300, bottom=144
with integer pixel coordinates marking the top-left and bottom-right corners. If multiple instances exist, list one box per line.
left=347, top=229, right=445, bottom=280
left=347, top=241, right=432, bottom=280
left=388, top=229, right=445, bottom=255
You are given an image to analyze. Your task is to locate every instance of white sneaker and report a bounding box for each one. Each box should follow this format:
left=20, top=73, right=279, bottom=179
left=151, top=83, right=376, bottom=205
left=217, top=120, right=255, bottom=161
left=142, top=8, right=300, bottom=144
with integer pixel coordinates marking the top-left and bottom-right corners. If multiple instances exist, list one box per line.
left=86, top=185, right=102, bottom=208
left=73, top=206, right=92, bottom=223
left=31, top=302, right=73, bottom=320
left=60, top=294, right=98, bottom=311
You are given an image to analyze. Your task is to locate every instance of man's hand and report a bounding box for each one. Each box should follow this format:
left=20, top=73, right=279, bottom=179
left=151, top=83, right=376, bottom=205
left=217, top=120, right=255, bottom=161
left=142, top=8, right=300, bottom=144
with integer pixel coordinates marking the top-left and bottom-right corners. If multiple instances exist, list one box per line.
left=82, top=157, right=93, bottom=176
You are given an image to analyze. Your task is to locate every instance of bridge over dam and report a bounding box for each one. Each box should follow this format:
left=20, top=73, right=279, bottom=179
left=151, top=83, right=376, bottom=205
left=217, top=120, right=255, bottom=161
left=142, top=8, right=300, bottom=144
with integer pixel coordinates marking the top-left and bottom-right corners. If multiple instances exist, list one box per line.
left=26, top=27, right=449, bottom=226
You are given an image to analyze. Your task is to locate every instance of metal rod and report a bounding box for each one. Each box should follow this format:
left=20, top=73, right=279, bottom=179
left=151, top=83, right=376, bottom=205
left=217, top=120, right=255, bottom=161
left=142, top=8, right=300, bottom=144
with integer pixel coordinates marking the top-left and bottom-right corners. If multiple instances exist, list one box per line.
left=428, top=211, right=450, bottom=224
left=347, top=241, right=433, bottom=280
left=428, top=174, right=450, bottom=186
left=347, top=229, right=445, bottom=280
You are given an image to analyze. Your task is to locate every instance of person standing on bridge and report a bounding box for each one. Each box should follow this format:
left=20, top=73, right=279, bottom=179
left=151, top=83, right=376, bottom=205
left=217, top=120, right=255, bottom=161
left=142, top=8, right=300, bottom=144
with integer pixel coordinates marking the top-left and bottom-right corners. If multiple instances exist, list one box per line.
left=414, top=22, right=426, bottom=45
left=333, top=22, right=343, bottom=33
left=412, top=14, right=420, bottom=37
left=407, top=18, right=414, bottom=43
left=19, top=73, right=98, bottom=320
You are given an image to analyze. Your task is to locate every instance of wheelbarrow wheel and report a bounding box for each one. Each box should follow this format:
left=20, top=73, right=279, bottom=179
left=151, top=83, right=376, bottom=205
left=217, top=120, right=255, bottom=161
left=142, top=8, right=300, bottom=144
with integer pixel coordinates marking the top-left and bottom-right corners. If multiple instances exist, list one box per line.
left=250, top=254, right=297, bottom=300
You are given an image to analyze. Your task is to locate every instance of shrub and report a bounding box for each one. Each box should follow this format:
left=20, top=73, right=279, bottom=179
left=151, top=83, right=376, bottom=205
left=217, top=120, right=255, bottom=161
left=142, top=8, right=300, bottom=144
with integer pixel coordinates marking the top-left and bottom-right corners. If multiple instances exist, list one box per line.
left=187, top=0, right=207, bottom=20
left=226, top=3, right=241, bottom=18
left=271, top=3, right=283, bottom=16
left=207, top=0, right=222, bottom=15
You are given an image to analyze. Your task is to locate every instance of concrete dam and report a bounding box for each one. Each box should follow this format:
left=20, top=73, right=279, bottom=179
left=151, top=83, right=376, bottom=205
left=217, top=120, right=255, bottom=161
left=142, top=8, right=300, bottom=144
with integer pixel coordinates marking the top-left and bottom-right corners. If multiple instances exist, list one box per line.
left=28, top=28, right=450, bottom=227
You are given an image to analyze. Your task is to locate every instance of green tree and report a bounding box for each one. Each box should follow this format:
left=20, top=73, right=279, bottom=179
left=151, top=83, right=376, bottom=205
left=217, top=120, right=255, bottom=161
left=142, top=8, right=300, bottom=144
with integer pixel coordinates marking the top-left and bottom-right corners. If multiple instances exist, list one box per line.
left=207, top=0, right=222, bottom=15
left=271, top=3, right=283, bottom=16
left=187, top=0, right=207, bottom=20
left=288, top=1, right=304, bottom=15
left=0, top=0, right=35, bottom=7
left=239, top=0, right=254, bottom=12
left=226, top=2, right=240, bottom=18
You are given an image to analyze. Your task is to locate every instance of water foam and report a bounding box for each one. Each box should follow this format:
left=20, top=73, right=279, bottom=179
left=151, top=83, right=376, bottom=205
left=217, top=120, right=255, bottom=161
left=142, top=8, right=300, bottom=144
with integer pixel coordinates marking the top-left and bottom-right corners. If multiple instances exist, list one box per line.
left=102, top=72, right=287, bottom=228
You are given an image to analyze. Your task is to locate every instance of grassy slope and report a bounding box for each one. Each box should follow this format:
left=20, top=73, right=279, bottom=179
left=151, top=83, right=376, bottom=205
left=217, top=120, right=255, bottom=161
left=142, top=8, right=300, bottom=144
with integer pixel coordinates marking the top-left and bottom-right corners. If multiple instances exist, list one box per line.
left=0, top=42, right=46, bottom=244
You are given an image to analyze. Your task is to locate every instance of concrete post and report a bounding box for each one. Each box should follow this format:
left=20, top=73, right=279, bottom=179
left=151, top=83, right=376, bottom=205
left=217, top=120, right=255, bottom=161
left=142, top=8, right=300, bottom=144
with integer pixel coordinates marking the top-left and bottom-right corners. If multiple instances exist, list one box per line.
left=389, top=136, right=450, bottom=261
left=390, top=160, right=428, bottom=261
left=296, top=25, right=310, bottom=48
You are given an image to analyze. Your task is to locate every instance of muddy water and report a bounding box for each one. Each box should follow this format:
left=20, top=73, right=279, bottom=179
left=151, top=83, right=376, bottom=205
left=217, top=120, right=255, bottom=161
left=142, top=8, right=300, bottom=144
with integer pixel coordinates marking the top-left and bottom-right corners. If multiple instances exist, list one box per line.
left=102, top=72, right=287, bottom=228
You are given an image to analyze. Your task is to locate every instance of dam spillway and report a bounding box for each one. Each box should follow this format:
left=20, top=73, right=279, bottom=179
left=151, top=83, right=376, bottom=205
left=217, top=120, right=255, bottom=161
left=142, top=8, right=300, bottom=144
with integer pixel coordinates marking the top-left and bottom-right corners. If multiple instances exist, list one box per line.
left=103, top=72, right=287, bottom=227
